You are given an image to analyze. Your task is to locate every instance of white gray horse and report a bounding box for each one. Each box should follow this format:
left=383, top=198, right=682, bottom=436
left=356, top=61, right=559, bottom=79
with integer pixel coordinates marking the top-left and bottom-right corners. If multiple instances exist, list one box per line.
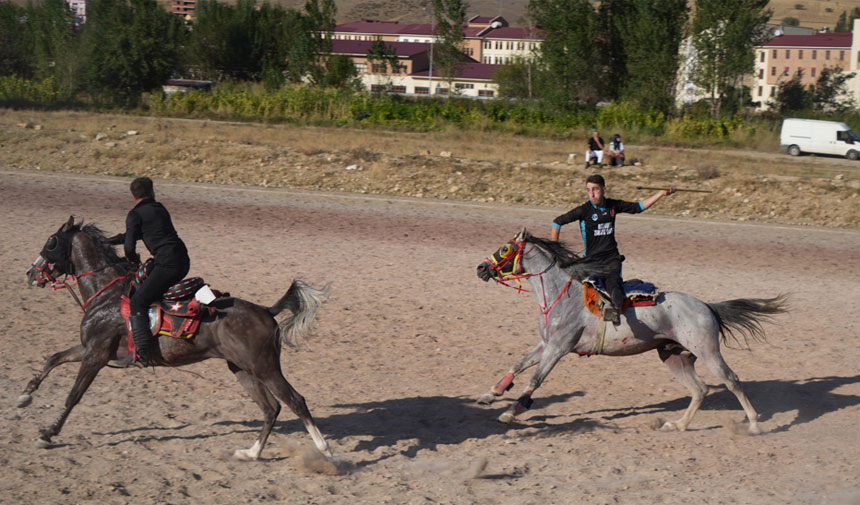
left=475, top=229, right=787, bottom=434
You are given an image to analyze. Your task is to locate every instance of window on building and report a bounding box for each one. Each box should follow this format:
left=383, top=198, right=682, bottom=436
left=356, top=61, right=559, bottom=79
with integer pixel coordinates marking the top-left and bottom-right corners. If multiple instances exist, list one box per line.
left=455, top=83, right=475, bottom=89
left=858, top=51, right=860, bottom=62
left=372, top=64, right=386, bottom=73
left=811, top=67, right=816, bottom=77
left=772, top=49, right=777, bottom=58
left=840, top=50, right=844, bottom=61
left=799, top=49, right=804, bottom=59
left=771, top=66, right=776, bottom=76
left=396, top=64, right=407, bottom=74
left=812, top=50, right=817, bottom=59
left=825, top=50, right=830, bottom=60
left=760, top=51, right=765, bottom=62
left=758, top=86, right=762, bottom=96
left=355, top=63, right=367, bottom=73
left=785, top=49, right=790, bottom=58
left=478, top=89, right=494, bottom=97
left=414, top=87, right=429, bottom=95
left=484, top=41, right=490, bottom=49
left=783, top=67, right=789, bottom=76
left=758, top=68, right=763, bottom=79
left=391, top=85, right=406, bottom=94
left=438, top=87, right=449, bottom=95
left=796, top=68, right=803, bottom=76
left=371, top=84, right=387, bottom=93
left=770, top=87, right=775, bottom=97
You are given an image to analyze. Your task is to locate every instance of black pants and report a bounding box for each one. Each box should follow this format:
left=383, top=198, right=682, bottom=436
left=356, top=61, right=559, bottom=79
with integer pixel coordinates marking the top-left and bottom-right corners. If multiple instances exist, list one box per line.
left=600, top=255, right=624, bottom=309
left=130, top=255, right=190, bottom=316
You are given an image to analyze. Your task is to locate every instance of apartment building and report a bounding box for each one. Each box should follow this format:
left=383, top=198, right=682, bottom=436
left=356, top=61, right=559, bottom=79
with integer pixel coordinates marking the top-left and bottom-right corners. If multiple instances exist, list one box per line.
left=330, top=15, right=543, bottom=65
left=171, top=0, right=196, bottom=19
left=328, top=39, right=500, bottom=98
left=66, top=0, right=87, bottom=25
left=753, top=19, right=860, bottom=110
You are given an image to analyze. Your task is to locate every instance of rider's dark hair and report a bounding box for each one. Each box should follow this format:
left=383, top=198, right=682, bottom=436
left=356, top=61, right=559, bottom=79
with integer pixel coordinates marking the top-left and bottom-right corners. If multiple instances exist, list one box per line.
left=130, top=177, right=154, bottom=199
left=586, top=174, right=605, bottom=187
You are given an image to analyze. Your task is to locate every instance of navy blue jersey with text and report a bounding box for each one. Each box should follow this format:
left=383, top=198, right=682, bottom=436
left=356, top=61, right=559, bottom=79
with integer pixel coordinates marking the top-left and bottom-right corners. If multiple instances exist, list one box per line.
left=552, top=198, right=645, bottom=259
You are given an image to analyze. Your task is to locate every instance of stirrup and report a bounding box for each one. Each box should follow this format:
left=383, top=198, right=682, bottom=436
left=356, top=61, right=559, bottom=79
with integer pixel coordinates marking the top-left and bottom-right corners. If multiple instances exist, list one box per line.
left=603, top=307, right=621, bottom=325
left=107, top=354, right=146, bottom=369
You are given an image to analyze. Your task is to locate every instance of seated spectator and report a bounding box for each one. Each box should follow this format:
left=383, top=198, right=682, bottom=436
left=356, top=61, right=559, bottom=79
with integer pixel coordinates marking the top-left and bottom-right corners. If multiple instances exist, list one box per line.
left=585, top=130, right=604, bottom=167
left=607, top=134, right=625, bottom=167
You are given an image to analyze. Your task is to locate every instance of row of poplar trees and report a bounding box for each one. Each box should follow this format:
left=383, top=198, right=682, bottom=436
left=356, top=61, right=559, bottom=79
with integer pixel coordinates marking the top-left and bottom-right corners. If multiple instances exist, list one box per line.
left=496, top=0, right=771, bottom=117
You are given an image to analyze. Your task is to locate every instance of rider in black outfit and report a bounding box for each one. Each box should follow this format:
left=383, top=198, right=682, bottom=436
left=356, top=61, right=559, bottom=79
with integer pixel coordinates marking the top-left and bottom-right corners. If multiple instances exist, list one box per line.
left=551, top=174, right=674, bottom=324
left=116, top=177, right=190, bottom=367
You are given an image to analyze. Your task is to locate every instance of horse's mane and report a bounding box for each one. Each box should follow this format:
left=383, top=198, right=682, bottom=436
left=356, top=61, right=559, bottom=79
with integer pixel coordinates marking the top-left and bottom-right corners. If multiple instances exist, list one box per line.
left=524, top=231, right=611, bottom=281
left=79, top=223, right=137, bottom=274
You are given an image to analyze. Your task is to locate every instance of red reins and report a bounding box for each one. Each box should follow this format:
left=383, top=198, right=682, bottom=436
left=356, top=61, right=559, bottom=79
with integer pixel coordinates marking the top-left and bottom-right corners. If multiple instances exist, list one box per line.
left=38, top=263, right=132, bottom=312
left=487, top=237, right=574, bottom=326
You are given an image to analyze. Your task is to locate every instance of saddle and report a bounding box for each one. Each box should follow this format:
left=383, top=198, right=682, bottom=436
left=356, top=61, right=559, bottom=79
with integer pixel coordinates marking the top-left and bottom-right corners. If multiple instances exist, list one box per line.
left=582, top=276, right=658, bottom=318
left=120, top=260, right=224, bottom=353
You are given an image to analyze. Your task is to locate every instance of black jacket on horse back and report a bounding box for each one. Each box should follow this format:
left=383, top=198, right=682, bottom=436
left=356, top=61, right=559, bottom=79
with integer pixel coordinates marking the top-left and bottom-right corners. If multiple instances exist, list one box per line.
left=124, top=198, right=188, bottom=267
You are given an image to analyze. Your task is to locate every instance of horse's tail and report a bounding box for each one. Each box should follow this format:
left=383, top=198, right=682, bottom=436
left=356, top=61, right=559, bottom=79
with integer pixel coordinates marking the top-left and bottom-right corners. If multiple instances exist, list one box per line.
left=268, top=280, right=331, bottom=348
left=706, top=294, right=788, bottom=348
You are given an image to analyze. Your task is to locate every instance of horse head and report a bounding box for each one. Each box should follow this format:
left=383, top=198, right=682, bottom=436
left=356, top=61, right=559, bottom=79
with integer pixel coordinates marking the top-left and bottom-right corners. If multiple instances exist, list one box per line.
left=26, top=216, right=80, bottom=287
left=477, top=228, right=530, bottom=282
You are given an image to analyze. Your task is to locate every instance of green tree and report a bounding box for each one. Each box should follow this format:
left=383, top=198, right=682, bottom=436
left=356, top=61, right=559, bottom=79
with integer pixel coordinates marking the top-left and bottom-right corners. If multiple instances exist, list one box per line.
left=492, top=57, right=540, bottom=98
left=185, top=0, right=262, bottom=81
left=324, top=54, right=360, bottom=90
left=834, top=7, right=860, bottom=32
left=597, top=0, right=627, bottom=101
left=772, top=72, right=811, bottom=113
left=0, top=2, right=31, bottom=77
left=81, top=0, right=185, bottom=99
left=810, top=67, right=857, bottom=112
left=692, top=0, right=771, bottom=117
left=366, top=39, right=400, bottom=91
left=25, top=0, right=78, bottom=84
left=303, top=0, right=337, bottom=85
left=431, top=0, right=468, bottom=91
left=616, top=0, right=688, bottom=114
left=528, top=0, right=602, bottom=108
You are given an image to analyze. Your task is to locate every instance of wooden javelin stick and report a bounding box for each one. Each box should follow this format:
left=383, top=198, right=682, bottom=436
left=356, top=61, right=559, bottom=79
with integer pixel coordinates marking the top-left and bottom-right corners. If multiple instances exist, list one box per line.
left=636, top=186, right=713, bottom=193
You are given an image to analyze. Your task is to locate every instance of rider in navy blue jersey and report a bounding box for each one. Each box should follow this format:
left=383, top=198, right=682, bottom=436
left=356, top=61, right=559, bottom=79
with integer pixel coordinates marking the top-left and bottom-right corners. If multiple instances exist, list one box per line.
left=551, top=174, right=674, bottom=324
left=115, top=177, right=190, bottom=367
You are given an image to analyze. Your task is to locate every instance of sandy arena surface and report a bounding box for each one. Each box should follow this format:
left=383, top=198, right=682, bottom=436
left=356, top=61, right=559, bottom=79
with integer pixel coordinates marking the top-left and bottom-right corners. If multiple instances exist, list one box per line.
left=1, top=168, right=859, bottom=505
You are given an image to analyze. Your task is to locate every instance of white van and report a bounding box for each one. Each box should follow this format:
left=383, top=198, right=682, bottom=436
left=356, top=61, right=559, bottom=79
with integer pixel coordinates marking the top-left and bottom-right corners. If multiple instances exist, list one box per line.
left=780, top=118, right=860, bottom=160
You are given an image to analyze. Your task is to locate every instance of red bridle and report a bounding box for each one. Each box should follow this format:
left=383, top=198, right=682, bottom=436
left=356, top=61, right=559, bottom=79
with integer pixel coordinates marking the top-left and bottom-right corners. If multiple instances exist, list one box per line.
left=486, top=235, right=575, bottom=326
left=33, top=261, right=132, bottom=312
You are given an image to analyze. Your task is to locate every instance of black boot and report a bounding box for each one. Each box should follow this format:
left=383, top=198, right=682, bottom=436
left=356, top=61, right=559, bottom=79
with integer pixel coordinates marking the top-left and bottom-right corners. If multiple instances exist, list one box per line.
left=109, top=314, right=152, bottom=368
left=130, top=314, right=153, bottom=367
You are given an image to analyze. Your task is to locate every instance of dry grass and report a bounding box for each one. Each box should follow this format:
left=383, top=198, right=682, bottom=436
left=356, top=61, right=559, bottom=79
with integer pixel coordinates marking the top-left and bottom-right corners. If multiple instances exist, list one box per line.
left=2, top=109, right=858, bottom=228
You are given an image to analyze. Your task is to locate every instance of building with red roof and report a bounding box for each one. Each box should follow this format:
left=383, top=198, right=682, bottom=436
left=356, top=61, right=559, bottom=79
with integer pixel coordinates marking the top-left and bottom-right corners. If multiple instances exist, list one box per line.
left=326, top=39, right=501, bottom=98
left=753, top=20, right=860, bottom=110
left=330, top=15, right=543, bottom=66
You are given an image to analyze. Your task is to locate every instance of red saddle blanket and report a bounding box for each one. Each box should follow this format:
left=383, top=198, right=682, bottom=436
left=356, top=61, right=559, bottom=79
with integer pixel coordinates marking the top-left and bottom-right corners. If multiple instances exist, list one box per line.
left=120, top=295, right=217, bottom=353
left=583, top=284, right=657, bottom=317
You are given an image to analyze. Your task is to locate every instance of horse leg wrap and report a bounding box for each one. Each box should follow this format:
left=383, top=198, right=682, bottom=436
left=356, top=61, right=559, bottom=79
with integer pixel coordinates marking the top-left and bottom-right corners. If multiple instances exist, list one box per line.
left=514, top=394, right=534, bottom=415
left=492, top=373, right=515, bottom=395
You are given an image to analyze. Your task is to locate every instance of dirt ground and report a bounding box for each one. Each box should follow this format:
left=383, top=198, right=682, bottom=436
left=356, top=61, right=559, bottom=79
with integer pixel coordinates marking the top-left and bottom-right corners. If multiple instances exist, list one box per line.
left=1, top=164, right=859, bottom=505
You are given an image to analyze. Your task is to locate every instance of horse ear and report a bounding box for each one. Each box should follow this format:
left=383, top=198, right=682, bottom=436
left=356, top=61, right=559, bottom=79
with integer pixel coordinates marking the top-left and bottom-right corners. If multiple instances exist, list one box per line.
left=61, top=216, right=75, bottom=232
left=519, top=226, right=528, bottom=240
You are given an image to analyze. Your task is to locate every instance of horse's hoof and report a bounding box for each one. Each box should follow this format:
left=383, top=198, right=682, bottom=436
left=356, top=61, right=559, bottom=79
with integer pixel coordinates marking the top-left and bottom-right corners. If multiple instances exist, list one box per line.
left=476, top=393, right=495, bottom=406
left=660, top=421, right=677, bottom=432
left=233, top=449, right=259, bottom=461
left=17, top=394, right=32, bottom=408
left=498, top=411, right=515, bottom=424
left=34, top=438, right=51, bottom=449
left=748, top=423, right=762, bottom=436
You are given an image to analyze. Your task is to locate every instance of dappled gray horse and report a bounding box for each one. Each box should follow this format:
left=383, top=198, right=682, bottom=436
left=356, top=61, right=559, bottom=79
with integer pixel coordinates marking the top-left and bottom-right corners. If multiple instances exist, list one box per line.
left=476, top=229, right=787, bottom=434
